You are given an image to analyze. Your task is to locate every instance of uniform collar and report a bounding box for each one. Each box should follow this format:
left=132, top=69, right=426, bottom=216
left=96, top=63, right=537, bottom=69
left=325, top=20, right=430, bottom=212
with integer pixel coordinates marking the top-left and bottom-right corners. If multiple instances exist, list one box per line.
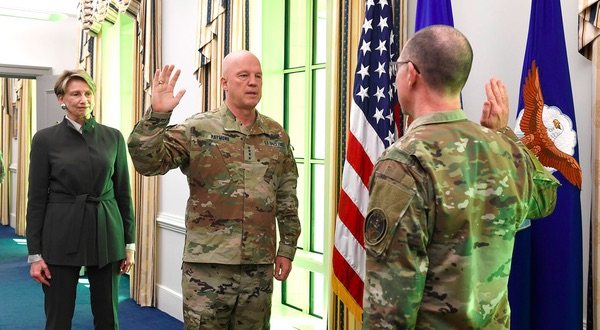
left=405, top=109, right=467, bottom=134
left=219, top=104, right=267, bottom=135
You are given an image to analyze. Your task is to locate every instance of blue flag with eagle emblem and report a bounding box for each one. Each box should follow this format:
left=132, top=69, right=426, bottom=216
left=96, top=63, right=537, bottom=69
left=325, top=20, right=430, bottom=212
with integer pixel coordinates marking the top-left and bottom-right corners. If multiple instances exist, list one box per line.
left=508, top=0, right=582, bottom=329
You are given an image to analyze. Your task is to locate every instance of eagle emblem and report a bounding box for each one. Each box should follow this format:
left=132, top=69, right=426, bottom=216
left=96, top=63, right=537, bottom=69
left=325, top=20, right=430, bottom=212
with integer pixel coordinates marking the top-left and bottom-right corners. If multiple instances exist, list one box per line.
left=515, top=60, right=582, bottom=189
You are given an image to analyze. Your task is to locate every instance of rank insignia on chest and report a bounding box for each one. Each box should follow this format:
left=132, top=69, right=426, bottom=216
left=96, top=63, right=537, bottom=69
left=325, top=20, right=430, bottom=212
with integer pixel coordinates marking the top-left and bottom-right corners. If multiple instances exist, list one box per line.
left=245, top=145, right=255, bottom=162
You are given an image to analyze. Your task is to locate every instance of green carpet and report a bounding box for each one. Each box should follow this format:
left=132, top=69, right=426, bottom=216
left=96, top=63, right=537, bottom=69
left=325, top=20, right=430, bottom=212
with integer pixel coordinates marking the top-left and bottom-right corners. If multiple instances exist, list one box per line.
left=0, top=224, right=183, bottom=329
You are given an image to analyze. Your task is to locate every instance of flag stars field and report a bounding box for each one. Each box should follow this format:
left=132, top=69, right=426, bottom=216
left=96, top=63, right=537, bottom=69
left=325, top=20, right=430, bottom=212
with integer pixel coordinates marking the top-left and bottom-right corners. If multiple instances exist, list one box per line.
left=333, top=0, right=399, bottom=322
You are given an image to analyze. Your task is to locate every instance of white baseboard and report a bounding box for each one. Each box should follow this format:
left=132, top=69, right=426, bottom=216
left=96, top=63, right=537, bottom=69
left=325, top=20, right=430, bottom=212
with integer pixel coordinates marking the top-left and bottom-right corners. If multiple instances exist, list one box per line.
left=9, top=212, right=16, bottom=229
left=156, top=283, right=183, bottom=322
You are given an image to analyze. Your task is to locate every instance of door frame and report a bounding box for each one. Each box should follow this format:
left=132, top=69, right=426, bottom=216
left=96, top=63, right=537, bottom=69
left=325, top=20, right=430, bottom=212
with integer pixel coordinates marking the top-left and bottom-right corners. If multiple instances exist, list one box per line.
left=0, top=64, right=51, bottom=78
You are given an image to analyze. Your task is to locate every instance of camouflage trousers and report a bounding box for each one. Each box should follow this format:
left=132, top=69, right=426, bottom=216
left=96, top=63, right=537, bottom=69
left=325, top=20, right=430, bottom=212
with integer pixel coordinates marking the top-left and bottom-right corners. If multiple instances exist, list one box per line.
left=181, top=262, right=274, bottom=330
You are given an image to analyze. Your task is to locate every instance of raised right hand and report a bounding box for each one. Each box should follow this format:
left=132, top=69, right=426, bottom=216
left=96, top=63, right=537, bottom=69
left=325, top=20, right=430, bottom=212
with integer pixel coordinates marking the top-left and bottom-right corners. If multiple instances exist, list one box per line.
left=151, top=64, right=187, bottom=113
left=480, top=77, right=509, bottom=130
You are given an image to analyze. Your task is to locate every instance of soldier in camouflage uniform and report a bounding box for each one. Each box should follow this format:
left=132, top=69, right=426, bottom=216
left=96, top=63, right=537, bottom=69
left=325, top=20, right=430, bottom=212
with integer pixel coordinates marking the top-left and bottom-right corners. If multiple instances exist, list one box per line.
left=127, top=50, right=301, bottom=329
left=362, top=25, right=559, bottom=329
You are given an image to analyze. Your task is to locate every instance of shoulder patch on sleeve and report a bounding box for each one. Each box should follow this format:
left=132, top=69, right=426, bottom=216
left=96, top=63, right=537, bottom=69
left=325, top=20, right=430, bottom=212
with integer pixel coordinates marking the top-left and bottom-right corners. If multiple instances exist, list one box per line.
left=364, top=208, right=388, bottom=245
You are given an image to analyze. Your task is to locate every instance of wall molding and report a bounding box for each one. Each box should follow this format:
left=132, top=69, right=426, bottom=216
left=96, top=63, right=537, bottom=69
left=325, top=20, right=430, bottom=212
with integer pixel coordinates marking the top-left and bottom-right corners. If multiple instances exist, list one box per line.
left=157, top=212, right=185, bottom=234
left=0, top=64, right=52, bottom=78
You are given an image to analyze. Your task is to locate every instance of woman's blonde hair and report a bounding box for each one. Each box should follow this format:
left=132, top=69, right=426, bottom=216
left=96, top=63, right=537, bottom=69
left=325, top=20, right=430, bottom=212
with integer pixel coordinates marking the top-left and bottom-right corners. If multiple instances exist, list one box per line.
left=53, top=69, right=96, bottom=96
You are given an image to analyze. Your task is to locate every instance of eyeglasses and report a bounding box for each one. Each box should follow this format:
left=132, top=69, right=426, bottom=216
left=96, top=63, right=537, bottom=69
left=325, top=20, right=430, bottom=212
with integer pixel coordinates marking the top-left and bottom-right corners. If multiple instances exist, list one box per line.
left=389, top=61, right=421, bottom=75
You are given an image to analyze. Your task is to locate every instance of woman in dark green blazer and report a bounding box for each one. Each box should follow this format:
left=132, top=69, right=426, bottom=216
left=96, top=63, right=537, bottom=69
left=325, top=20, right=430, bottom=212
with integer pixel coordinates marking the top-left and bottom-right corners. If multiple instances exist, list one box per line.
left=26, top=70, right=136, bottom=330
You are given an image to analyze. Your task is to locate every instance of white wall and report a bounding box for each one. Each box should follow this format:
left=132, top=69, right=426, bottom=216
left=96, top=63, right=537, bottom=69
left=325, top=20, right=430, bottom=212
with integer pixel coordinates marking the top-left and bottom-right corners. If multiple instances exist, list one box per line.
left=154, top=0, right=200, bottom=321
left=0, top=16, right=79, bottom=74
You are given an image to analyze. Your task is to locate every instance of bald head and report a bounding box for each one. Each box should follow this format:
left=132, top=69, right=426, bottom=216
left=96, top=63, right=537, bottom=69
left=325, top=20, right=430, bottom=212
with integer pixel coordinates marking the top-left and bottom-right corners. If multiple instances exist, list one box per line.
left=221, top=50, right=263, bottom=113
left=222, top=50, right=261, bottom=79
left=400, top=25, right=473, bottom=96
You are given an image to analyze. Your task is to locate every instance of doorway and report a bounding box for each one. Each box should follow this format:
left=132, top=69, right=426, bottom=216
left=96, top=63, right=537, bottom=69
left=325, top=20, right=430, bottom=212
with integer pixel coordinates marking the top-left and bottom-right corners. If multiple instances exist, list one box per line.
left=0, top=64, right=56, bottom=230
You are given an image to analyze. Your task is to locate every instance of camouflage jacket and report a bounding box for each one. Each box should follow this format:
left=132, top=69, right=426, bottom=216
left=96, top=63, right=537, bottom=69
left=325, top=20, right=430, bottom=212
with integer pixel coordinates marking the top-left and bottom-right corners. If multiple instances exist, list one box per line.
left=127, top=105, right=300, bottom=265
left=363, top=109, right=559, bottom=329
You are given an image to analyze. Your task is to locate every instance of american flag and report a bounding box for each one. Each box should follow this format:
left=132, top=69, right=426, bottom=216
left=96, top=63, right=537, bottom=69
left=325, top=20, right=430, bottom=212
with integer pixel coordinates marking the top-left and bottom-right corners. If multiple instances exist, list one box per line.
left=332, top=0, right=399, bottom=321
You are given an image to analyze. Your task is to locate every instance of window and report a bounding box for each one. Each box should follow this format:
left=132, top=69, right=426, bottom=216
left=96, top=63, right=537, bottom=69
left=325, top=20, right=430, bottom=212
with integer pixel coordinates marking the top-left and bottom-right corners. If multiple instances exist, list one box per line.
left=100, top=13, right=135, bottom=134
left=260, top=0, right=330, bottom=328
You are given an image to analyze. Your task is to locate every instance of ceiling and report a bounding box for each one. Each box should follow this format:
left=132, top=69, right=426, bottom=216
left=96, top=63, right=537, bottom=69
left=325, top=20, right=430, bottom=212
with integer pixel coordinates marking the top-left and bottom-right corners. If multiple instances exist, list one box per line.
left=0, top=0, right=79, bottom=17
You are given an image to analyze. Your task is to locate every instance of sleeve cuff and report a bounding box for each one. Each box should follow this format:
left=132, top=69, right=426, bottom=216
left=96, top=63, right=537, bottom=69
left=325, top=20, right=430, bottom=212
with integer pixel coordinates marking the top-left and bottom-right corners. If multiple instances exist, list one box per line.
left=125, top=243, right=136, bottom=251
left=27, top=254, right=43, bottom=264
left=277, top=244, right=297, bottom=261
left=145, top=106, right=173, bottom=121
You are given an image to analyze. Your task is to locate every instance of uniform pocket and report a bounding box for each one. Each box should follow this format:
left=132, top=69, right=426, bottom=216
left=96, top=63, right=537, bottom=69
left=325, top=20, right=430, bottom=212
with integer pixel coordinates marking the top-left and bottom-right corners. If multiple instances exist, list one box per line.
left=263, top=154, right=279, bottom=186
left=193, top=143, right=233, bottom=188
